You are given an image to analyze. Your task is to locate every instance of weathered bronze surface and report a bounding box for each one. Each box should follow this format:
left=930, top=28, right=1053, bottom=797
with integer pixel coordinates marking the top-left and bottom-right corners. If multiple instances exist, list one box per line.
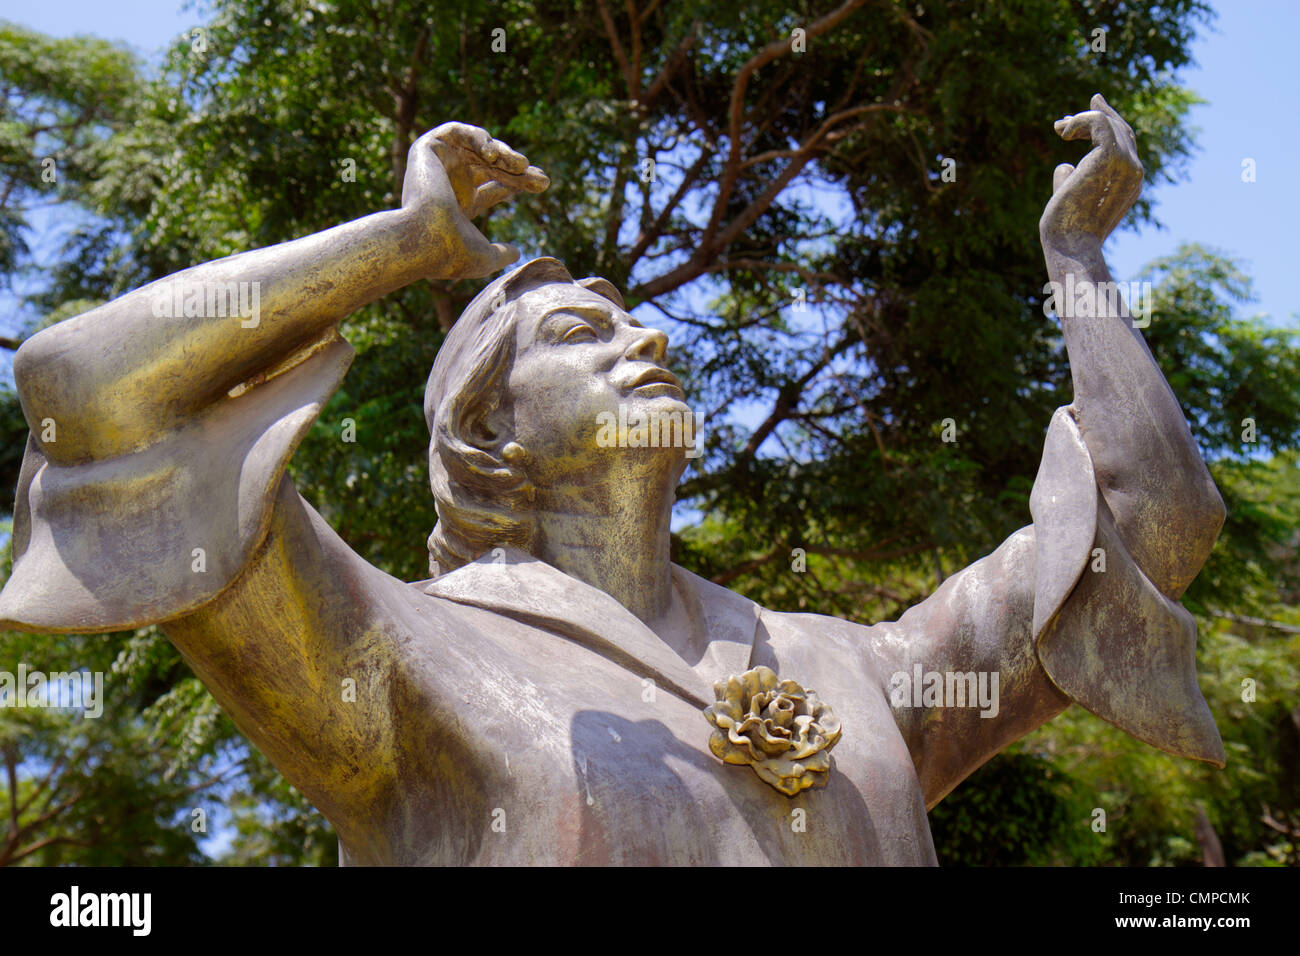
left=0, top=102, right=1227, bottom=865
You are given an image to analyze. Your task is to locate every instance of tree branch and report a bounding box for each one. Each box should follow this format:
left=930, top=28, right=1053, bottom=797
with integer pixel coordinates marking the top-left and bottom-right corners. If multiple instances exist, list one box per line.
left=596, top=0, right=637, bottom=101
left=1210, top=610, right=1300, bottom=634
left=625, top=148, right=712, bottom=269
left=642, top=23, right=697, bottom=109
left=4, top=746, right=17, bottom=846
left=739, top=336, right=855, bottom=460
left=709, top=537, right=927, bottom=586
left=705, top=0, right=869, bottom=249
left=390, top=26, right=431, bottom=193
left=632, top=96, right=912, bottom=300
left=2, top=834, right=93, bottom=867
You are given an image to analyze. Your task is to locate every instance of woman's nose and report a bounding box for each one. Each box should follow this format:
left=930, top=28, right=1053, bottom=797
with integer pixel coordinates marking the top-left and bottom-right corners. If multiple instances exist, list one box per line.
left=624, top=326, right=668, bottom=364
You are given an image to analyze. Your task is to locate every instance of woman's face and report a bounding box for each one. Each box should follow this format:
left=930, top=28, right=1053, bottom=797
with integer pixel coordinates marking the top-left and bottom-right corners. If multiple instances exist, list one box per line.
left=504, top=282, right=692, bottom=485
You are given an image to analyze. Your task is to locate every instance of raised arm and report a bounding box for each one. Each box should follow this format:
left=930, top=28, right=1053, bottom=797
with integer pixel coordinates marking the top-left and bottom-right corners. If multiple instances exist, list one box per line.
left=0, top=125, right=548, bottom=837
left=1039, top=95, right=1224, bottom=594
left=0, top=124, right=546, bottom=635
left=13, top=124, right=548, bottom=465
left=871, top=97, right=1227, bottom=805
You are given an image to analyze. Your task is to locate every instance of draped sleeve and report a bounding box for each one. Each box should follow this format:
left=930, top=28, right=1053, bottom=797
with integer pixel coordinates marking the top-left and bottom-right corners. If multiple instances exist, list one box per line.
left=0, top=332, right=353, bottom=633
left=1027, top=405, right=1224, bottom=766
left=867, top=404, right=1224, bottom=807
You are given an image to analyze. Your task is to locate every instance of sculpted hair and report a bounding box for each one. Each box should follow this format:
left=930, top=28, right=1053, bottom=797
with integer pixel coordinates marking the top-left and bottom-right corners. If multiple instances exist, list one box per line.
left=423, top=256, right=625, bottom=577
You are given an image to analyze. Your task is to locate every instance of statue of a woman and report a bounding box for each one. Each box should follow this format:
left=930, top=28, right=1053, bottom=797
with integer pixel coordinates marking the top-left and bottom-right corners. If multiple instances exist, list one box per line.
left=0, top=97, right=1226, bottom=865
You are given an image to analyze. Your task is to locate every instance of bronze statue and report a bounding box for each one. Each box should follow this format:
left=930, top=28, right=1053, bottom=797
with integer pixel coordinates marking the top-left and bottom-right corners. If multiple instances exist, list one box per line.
left=0, top=96, right=1226, bottom=864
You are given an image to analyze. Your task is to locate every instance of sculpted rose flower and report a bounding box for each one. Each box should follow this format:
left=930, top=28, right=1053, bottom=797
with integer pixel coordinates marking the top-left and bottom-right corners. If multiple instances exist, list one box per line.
left=703, top=665, right=842, bottom=796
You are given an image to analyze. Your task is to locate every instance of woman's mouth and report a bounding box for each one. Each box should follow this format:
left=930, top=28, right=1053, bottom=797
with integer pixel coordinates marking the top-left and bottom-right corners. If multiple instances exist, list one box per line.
left=624, top=366, right=684, bottom=396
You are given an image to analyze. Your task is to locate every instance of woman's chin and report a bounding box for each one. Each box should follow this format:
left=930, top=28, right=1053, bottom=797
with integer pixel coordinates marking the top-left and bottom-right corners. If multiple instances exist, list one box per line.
left=590, top=395, right=701, bottom=457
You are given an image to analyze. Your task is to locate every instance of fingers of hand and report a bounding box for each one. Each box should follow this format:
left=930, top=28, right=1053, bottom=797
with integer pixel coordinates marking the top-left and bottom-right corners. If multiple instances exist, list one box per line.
left=478, top=145, right=544, bottom=187
left=463, top=158, right=548, bottom=189
left=428, top=122, right=487, bottom=153
left=1089, top=93, right=1115, bottom=116
left=1091, top=93, right=1140, bottom=155
left=474, top=164, right=550, bottom=194
left=517, top=165, right=549, bottom=192
left=427, top=122, right=538, bottom=178
left=468, top=169, right=550, bottom=217
left=1052, top=163, right=1075, bottom=194
left=1054, top=109, right=1106, bottom=142
left=486, top=139, right=529, bottom=174
left=471, top=181, right=513, bottom=217
left=490, top=242, right=520, bottom=272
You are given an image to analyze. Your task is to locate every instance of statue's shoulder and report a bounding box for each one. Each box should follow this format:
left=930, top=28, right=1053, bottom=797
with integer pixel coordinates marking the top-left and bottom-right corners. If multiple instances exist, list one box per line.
left=672, top=561, right=882, bottom=673
left=673, top=562, right=873, bottom=633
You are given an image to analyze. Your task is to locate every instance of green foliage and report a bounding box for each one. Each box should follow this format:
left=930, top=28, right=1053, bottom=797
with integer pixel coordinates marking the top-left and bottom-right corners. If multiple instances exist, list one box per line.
left=219, top=752, right=338, bottom=867
left=0, top=21, right=146, bottom=280
left=928, top=749, right=1111, bottom=866
left=998, top=613, right=1300, bottom=867
left=0, top=619, right=214, bottom=865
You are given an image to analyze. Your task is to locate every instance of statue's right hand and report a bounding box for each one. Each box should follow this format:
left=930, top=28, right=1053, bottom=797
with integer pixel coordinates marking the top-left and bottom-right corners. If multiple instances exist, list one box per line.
left=401, top=122, right=550, bottom=280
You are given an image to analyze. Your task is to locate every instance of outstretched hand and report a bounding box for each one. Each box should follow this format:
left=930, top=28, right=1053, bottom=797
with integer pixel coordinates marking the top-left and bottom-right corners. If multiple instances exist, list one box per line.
left=402, top=122, right=550, bottom=280
left=1040, top=94, right=1144, bottom=251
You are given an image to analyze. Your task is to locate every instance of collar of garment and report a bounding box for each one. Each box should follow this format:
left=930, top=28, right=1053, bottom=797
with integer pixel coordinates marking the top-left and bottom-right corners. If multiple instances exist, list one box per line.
left=416, top=547, right=762, bottom=710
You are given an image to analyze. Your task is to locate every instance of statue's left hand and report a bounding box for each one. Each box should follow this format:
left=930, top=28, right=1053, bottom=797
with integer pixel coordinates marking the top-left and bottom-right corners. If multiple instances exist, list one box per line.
left=1039, top=94, right=1144, bottom=251
left=401, top=122, right=550, bottom=280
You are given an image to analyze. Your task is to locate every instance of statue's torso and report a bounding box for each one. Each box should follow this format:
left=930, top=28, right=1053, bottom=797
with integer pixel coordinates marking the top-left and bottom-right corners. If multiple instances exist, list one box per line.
left=153, top=490, right=942, bottom=867
left=336, top=580, right=937, bottom=866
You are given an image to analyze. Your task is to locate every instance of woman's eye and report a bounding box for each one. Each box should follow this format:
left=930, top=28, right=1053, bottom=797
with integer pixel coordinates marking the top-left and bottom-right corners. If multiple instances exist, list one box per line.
left=562, top=324, right=597, bottom=342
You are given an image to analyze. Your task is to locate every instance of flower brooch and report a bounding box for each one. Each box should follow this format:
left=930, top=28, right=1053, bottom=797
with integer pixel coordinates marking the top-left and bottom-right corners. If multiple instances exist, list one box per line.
left=703, top=665, right=842, bottom=796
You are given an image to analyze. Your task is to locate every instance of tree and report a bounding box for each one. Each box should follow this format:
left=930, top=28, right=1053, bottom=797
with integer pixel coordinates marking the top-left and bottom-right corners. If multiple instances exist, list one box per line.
left=0, top=622, right=216, bottom=866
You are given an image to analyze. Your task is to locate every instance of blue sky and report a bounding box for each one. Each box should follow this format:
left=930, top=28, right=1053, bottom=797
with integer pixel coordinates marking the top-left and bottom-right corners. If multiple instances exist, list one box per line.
left=1104, top=0, right=1298, bottom=326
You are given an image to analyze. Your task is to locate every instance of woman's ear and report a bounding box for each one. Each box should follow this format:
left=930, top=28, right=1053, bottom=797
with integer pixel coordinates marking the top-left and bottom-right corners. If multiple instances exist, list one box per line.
left=480, top=404, right=522, bottom=452
left=457, top=405, right=531, bottom=493
left=456, top=397, right=508, bottom=449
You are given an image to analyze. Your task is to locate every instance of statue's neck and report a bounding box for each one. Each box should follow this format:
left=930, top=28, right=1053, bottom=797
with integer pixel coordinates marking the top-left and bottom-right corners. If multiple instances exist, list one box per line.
left=530, top=474, right=676, bottom=626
